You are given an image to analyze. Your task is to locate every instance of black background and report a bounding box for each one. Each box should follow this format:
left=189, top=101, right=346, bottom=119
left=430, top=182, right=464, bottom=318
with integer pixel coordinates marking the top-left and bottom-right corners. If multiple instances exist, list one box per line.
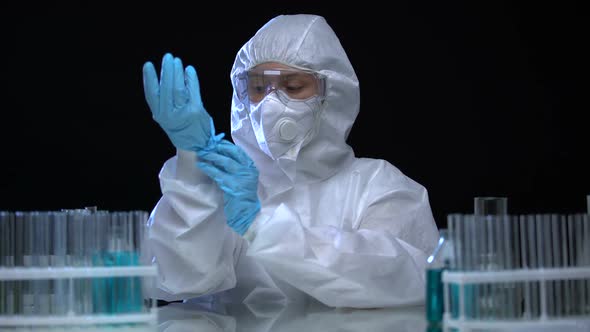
left=4, top=2, right=587, bottom=228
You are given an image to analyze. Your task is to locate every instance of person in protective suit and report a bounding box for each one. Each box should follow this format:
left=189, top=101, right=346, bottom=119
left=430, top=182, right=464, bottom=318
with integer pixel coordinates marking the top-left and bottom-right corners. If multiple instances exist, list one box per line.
left=142, top=13, right=440, bottom=308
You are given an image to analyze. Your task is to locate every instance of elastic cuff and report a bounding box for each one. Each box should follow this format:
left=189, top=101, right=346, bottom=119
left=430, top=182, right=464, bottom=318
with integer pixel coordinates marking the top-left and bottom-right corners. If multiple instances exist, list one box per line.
left=231, top=202, right=261, bottom=236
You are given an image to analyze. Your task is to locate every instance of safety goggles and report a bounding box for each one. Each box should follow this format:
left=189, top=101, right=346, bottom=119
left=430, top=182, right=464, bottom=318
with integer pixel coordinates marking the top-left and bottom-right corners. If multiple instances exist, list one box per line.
left=235, top=67, right=326, bottom=105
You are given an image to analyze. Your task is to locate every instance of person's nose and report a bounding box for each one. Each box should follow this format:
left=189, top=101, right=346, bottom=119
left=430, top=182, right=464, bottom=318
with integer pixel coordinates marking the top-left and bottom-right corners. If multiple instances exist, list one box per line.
left=264, top=82, right=279, bottom=95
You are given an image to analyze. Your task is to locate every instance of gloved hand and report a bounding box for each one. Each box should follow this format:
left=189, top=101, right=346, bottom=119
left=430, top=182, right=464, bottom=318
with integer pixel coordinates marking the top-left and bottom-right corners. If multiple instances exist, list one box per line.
left=142, top=53, right=223, bottom=152
left=196, top=140, right=261, bottom=235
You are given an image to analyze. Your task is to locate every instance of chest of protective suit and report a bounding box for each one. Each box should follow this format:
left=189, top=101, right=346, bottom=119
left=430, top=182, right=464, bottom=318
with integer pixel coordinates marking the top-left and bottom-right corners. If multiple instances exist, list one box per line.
left=256, top=173, right=365, bottom=231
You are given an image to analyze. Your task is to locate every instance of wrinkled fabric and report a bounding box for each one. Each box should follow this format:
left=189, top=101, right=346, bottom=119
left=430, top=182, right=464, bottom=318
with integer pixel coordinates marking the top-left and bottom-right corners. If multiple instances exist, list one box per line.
left=147, top=14, right=439, bottom=308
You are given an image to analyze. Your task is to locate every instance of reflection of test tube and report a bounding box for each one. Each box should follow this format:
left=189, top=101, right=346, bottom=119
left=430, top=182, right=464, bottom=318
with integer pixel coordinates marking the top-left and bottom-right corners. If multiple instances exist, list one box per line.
left=587, top=195, right=589, bottom=214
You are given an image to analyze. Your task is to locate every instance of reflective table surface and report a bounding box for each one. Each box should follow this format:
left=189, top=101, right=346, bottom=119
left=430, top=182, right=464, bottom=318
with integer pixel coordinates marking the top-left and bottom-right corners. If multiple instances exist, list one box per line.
left=157, top=298, right=430, bottom=332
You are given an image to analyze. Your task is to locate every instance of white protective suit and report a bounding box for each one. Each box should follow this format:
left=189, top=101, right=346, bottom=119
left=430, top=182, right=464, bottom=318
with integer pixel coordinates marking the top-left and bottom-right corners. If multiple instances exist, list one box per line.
left=147, top=14, right=440, bottom=308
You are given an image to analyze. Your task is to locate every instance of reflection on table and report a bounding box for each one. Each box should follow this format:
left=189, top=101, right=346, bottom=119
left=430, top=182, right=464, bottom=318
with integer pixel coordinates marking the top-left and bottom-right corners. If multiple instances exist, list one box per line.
left=157, top=295, right=428, bottom=332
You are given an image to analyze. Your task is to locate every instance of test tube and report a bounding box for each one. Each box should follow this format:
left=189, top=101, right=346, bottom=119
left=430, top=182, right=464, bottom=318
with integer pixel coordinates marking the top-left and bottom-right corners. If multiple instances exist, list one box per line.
left=469, top=214, right=479, bottom=319
left=0, top=211, right=14, bottom=315
left=574, top=213, right=586, bottom=315
left=542, top=214, right=554, bottom=317
left=82, top=211, right=96, bottom=315
left=32, top=211, right=51, bottom=315
left=447, top=214, right=461, bottom=319
left=133, top=210, right=149, bottom=313
left=473, top=197, right=507, bottom=320
left=507, top=214, right=517, bottom=318
left=484, top=214, right=494, bottom=319
left=584, top=213, right=590, bottom=315
left=0, top=212, right=6, bottom=314
left=514, top=214, right=525, bottom=318
left=551, top=214, right=563, bottom=317
left=494, top=214, right=505, bottom=319
left=519, top=215, right=531, bottom=319
left=66, top=209, right=92, bottom=315
left=92, top=211, right=109, bottom=314
left=133, top=210, right=149, bottom=265
left=536, top=214, right=550, bottom=318
left=447, top=215, right=457, bottom=271
left=562, top=214, right=572, bottom=315
left=118, top=211, right=143, bottom=313
left=19, top=212, right=35, bottom=315
left=527, top=214, right=539, bottom=318
left=474, top=196, right=508, bottom=216
left=510, top=214, right=523, bottom=319
left=51, top=211, right=68, bottom=316
left=564, top=214, right=576, bottom=315
left=12, top=212, right=24, bottom=315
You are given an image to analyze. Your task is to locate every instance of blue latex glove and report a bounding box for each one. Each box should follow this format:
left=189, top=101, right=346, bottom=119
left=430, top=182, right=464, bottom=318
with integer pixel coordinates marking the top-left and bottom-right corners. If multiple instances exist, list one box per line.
left=142, top=53, right=223, bottom=152
left=197, top=140, right=261, bottom=235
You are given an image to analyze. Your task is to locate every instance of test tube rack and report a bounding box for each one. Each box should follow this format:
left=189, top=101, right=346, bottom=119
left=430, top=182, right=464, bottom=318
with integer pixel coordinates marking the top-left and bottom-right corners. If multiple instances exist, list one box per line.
left=442, top=213, right=590, bottom=332
left=0, top=210, right=158, bottom=330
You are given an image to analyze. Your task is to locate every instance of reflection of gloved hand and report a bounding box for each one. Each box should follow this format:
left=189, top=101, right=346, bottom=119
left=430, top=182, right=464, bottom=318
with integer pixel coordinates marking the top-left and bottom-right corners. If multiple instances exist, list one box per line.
left=197, top=140, right=261, bottom=235
left=142, top=53, right=223, bottom=152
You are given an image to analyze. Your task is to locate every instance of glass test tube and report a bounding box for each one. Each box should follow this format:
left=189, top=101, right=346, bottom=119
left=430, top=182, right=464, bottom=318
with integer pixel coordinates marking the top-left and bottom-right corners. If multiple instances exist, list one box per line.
left=32, top=211, right=51, bottom=315
left=51, top=211, right=68, bottom=316
left=0, top=212, right=15, bottom=315
left=473, top=197, right=508, bottom=320
left=474, top=196, right=508, bottom=216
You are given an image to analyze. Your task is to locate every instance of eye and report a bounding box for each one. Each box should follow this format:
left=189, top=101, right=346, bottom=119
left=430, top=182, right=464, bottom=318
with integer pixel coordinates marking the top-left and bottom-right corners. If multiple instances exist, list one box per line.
left=253, top=85, right=266, bottom=93
left=248, top=77, right=267, bottom=95
left=285, top=84, right=304, bottom=92
left=282, top=77, right=307, bottom=91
